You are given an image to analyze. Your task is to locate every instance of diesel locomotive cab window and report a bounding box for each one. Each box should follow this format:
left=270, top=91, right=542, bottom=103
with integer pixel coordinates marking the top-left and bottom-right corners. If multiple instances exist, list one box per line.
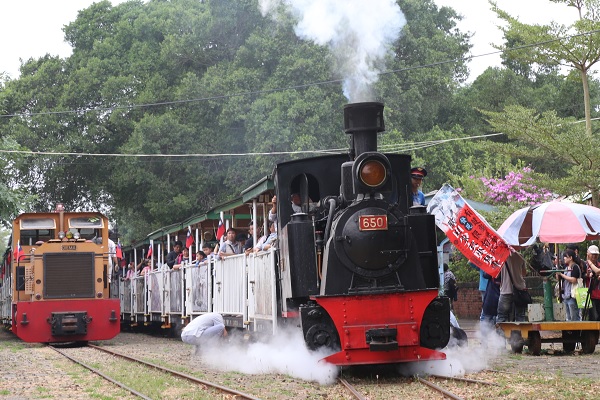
left=69, top=217, right=104, bottom=240
left=20, top=229, right=54, bottom=245
left=19, top=218, right=56, bottom=245
left=69, top=216, right=104, bottom=229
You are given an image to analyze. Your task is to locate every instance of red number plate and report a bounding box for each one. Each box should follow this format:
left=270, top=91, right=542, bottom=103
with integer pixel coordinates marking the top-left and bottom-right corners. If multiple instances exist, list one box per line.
left=358, top=215, right=388, bottom=231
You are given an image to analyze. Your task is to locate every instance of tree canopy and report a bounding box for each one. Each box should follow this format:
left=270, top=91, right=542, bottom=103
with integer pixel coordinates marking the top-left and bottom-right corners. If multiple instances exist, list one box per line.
left=0, top=0, right=598, bottom=243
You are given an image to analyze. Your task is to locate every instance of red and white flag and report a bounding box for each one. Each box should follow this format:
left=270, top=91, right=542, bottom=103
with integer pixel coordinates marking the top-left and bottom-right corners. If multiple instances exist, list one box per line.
left=427, top=184, right=513, bottom=278
left=215, top=219, right=225, bottom=242
left=186, top=226, right=194, bottom=249
left=13, top=240, right=25, bottom=262
left=146, top=245, right=153, bottom=259
left=116, top=240, right=123, bottom=259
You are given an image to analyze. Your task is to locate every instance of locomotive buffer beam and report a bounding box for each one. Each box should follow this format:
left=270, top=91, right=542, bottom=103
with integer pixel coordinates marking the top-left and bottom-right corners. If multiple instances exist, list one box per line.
left=366, top=327, right=398, bottom=351
left=48, top=312, right=90, bottom=336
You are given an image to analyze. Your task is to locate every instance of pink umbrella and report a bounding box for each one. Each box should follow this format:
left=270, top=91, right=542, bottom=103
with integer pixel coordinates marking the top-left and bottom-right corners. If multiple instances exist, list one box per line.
left=497, top=201, right=600, bottom=247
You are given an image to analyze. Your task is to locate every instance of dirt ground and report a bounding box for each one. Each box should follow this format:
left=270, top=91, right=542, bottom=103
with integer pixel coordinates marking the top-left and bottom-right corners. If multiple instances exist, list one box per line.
left=3, top=322, right=600, bottom=400
left=462, top=320, right=600, bottom=379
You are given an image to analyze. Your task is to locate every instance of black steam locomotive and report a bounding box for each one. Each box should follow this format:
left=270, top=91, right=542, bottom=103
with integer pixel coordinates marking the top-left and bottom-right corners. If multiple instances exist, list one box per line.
left=274, top=102, right=450, bottom=365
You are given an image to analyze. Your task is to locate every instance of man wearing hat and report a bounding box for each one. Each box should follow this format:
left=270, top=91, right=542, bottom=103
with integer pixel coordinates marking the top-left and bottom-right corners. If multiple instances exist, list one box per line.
left=585, top=245, right=600, bottom=320
left=410, top=167, right=427, bottom=206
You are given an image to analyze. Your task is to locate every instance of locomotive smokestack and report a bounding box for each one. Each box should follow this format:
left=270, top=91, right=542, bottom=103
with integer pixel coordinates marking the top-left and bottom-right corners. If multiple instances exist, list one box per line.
left=343, top=102, right=384, bottom=158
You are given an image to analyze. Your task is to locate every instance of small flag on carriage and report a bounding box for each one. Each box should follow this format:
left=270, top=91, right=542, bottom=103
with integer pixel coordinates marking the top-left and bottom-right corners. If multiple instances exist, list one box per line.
left=216, top=219, right=225, bottom=242
left=116, top=240, right=123, bottom=259
left=13, top=241, right=25, bottom=262
left=186, top=226, right=194, bottom=248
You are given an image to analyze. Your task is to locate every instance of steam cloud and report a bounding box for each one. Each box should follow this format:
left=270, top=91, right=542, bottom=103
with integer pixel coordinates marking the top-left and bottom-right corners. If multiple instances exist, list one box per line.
left=189, top=327, right=339, bottom=385
left=259, top=0, right=406, bottom=102
left=188, top=325, right=506, bottom=385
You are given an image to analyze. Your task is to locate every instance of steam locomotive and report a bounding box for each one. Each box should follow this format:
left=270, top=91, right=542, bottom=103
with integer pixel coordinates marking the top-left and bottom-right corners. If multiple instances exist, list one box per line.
left=274, top=102, right=450, bottom=364
left=116, top=101, right=450, bottom=366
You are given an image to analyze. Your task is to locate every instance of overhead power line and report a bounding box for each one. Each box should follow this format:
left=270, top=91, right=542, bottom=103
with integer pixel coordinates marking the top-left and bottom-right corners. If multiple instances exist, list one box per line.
left=0, top=132, right=504, bottom=159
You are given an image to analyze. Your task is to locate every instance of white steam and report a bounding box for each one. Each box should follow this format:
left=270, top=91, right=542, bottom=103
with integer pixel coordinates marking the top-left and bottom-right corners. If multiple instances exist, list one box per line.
left=188, top=324, right=509, bottom=385
left=259, top=0, right=406, bottom=102
left=399, top=325, right=508, bottom=377
left=189, top=327, right=339, bottom=385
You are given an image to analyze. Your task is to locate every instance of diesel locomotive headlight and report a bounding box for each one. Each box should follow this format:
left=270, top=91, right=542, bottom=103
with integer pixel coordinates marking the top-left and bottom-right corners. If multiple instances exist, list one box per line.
left=359, top=159, right=387, bottom=187
left=73, top=231, right=80, bottom=240
left=58, top=231, right=65, bottom=239
left=352, top=152, right=392, bottom=194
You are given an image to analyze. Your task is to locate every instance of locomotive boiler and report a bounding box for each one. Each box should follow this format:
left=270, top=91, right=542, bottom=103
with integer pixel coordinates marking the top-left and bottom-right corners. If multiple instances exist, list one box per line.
left=275, top=102, right=450, bottom=365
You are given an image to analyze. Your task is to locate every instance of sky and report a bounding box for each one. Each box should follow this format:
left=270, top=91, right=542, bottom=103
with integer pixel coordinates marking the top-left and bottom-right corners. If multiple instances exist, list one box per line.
left=0, top=0, right=581, bottom=82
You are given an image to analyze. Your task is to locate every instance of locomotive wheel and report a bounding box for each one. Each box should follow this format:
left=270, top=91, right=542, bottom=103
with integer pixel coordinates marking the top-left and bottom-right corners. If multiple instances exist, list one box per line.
left=449, top=326, right=468, bottom=347
left=527, top=331, right=542, bottom=356
left=581, top=330, right=599, bottom=354
left=562, top=330, right=577, bottom=353
left=509, top=331, right=524, bottom=354
left=305, top=323, right=338, bottom=351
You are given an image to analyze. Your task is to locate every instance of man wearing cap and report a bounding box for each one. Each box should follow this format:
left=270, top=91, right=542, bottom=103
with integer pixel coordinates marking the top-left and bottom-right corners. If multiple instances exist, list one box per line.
left=410, top=167, right=427, bottom=206
left=585, top=245, right=600, bottom=320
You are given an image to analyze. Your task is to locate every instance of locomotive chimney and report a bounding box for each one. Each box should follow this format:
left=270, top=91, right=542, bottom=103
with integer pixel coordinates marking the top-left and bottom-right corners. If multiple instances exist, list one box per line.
left=343, top=102, right=385, bottom=158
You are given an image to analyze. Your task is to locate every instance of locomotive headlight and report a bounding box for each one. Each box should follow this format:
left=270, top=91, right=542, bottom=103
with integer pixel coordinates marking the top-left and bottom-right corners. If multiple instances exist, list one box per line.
left=58, top=231, right=65, bottom=239
left=352, top=152, right=392, bottom=194
left=359, top=160, right=387, bottom=187
left=73, top=231, right=80, bottom=240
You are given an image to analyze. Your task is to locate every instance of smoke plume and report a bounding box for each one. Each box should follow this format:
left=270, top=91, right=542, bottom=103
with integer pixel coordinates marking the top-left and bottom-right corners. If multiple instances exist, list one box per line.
left=259, top=0, right=406, bottom=102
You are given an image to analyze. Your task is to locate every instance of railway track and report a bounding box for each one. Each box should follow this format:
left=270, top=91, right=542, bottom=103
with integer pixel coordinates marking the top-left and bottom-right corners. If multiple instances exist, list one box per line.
left=49, top=343, right=261, bottom=400
left=338, top=373, right=497, bottom=400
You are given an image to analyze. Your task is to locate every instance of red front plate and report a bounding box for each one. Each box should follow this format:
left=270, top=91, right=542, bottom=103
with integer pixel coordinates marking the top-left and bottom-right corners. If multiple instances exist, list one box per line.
left=12, top=299, right=120, bottom=343
left=314, top=290, right=446, bottom=366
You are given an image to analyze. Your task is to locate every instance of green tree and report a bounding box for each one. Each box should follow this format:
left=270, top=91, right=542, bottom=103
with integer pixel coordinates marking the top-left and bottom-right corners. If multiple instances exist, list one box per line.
left=378, top=0, right=471, bottom=136
left=482, top=105, right=600, bottom=206
left=491, top=0, right=600, bottom=138
left=0, top=0, right=485, bottom=242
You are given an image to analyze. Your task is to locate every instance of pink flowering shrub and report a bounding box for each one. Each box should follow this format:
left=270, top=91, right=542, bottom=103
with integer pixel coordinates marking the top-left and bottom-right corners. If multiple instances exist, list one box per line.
left=479, top=167, right=553, bottom=206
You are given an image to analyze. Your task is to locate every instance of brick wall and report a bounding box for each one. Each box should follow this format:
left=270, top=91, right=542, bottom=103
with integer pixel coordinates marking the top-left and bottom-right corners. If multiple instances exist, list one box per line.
left=452, top=277, right=544, bottom=320
left=453, top=282, right=481, bottom=319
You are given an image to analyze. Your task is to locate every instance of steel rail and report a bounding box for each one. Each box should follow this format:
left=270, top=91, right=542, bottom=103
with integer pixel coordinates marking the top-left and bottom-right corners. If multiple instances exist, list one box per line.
left=337, top=377, right=367, bottom=400
left=427, top=374, right=499, bottom=386
left=88, top=344, right=261, bottom=400
left=49, top=346, right=152, bottom=400
left=417, top=376, right=464, bottom=400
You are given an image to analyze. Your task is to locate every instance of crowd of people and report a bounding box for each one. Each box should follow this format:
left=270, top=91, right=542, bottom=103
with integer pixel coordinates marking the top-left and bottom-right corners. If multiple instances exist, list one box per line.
left=443, top=243, right=600, bottom=337
left=117, top=195, right=288, bottom=281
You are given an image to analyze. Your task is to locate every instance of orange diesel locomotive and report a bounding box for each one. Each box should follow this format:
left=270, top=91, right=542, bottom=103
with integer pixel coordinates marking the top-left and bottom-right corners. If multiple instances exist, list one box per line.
left=1, top=205, right=120, bottom=343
